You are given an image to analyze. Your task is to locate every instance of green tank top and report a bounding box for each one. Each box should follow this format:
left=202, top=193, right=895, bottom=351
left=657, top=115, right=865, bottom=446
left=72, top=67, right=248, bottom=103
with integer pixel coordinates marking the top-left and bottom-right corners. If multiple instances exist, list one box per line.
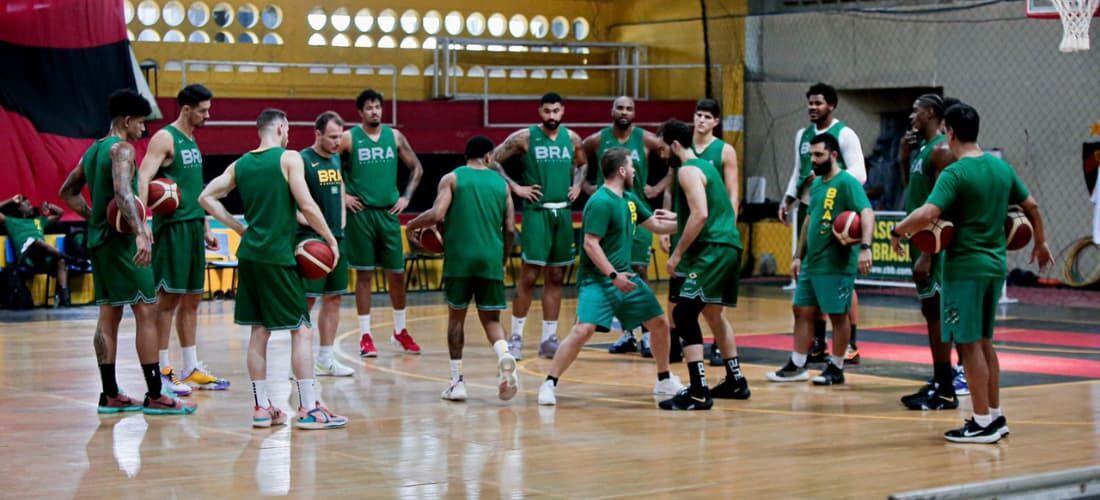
left=674, top=158, right=742, bottom=250
left=904, top=134, right=945, bottom=214
left=4, top=216, right=48, bottom=258
left=346, top=125, right=399, bottom=208
left=797, top=121, right=849, bottom=196
left=595, top=126, right=650, bottom=210
left=299, top=147, right=344, bottom=240
left=234, top=148, right=297, bottom=266
left=442, top=166, right=509, bottom=280
left=692, top=137, right=725, bottom=168
left=522, top=125, right=575, bottom=204
left=152, top=124, right=204, bottom=232
left=82, top=136, right=137, bottom=249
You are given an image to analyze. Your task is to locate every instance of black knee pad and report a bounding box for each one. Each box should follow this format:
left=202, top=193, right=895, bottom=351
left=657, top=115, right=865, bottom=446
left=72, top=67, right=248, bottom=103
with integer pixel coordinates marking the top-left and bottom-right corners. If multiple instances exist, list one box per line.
left=672, top=300, right=705, bottom=346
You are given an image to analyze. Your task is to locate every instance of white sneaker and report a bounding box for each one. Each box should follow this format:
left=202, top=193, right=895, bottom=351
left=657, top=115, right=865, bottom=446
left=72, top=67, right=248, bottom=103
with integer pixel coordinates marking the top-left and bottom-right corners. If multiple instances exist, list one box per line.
left=441, top=379, right=468, bottom=401
left=653, top=374, right=686, bottom=395
left=538, top=379, right=557, bottom=406
left=315, top=358, right=355, bottom=377
left=497, top=354, right=518, bottom=401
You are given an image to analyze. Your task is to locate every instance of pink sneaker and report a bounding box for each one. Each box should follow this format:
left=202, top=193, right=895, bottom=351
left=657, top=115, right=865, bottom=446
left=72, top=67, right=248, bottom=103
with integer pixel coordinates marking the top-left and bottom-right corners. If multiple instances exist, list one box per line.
left=295, top=403, right=348, bottom=430
left=360, top=333, right=378, bottom=358
left=143, top=393, right=198, bottom=415
left=390, top=329, right=421, bottom=354
left=97, top=392, right=143, bottom=414
left=252, top=401, right=288, bottom=428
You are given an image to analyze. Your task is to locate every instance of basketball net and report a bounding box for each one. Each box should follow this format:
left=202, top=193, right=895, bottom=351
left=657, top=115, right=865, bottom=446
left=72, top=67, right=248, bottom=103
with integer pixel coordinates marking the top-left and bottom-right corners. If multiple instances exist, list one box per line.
left=1052, top=0, right=1100, bottom=52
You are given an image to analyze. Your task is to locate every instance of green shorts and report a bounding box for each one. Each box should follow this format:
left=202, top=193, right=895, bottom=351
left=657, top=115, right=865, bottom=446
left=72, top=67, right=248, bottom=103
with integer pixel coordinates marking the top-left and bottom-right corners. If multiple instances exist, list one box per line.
left=630, top=226, right=653, bottom=267
left=673, top=244, right=741, bottom=307
left=520, top=206, right=575, bottom=267
left=792, top=273, right=855, bottom=315
left=152, top=219, right=205, bottom=294
left=444, top=277, right=506, bottom=311
left=346, top=208, right=404, bottom=272
left=909, top=244, right=942, bottom=300
left=90, top=236, right=156, bottom=306
left=577, top=276, right=664, bottom=331
left=235, top=258, right=310, bottom=331
left=17, top=241, right=58, bottom=275
left=941, top=277, right=1003, bottom=345
left=301, top=237, right=348, bottom=297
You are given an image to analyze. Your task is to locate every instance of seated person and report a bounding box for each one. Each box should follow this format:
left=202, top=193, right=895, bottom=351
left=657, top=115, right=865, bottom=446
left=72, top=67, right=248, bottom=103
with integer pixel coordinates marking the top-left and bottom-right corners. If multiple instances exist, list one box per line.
left=1, top=194, right=72, bottom=306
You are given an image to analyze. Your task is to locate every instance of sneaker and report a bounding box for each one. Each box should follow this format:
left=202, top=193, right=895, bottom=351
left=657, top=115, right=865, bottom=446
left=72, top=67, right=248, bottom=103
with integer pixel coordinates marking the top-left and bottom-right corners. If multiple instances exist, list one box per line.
left=997, top=416, right=1010, bottom=437
left=181, top=362, right=230, bottom=390
left=609, top=331, right=637, bottom=354
left=497, top=354, right=518, bottom=401
left=808, top=337, right=828, bottom=363
left=360, top=333, right=378, bottom=358
left=811, top=361, right=845, bottom=385
left=901, top=381, right=935, bottom=405
left=295, top=403, right=348, bottom=430
left=766, top=358, right=810, bottom=382
left=707, top=344, right=723, bottom=366
left=441, top=379, right=468, bottom=401
left=507, top=333, right=524, bottom=360
left=538, top=335, right=559, bottom=359
left=711, top=377, right=751, bottom=400
left=315, top=358, right=355, bottom=377
left=160, top=367, right=193, bottom=397
left=97, top=392, right=143, bottom=414
left=252, top=401, right=288, bottom=428
left=845, top=345, right=861, bottom=365
left=904, top=385, right=958, bottom=410
left=537, top=379, right=556, bottom=406
left=944, top=418, right=1002, bottom=444
left=143, top=394, right=198, bottom=415
left=639, top=332, right=652, bottom=358
left=658, top=388, right=713, bottom=411
left=953, top=366, right=969, bottom=396
left=391, top=329, right=421, bottom=354
left=653, top=374, right=686, bottom=396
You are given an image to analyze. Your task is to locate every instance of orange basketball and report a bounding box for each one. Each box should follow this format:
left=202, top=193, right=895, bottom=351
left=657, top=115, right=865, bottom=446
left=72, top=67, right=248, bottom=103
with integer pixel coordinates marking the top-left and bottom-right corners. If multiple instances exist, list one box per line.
left=1005, top=211, right=1032, bottom=251
left=105, top=197, right=147, bottom=234
left=911, top=219, right=955, bottom=254
left=418, top=224, right=444, bottom=254
left=295, top=239, right=335, bottom=279
left=831, top=211, right=861, bottom=245
left=148, top=178, right=180, bottom=215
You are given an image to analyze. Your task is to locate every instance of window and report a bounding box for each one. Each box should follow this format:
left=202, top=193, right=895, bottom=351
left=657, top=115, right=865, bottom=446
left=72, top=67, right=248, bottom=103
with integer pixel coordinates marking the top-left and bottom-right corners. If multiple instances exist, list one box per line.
left=214, top=31, right=234, bottom=43
left=444, top=11, right=462, bottom=35
left=377, top=9, right=396, bottom=33
left=354, top=35, right=372, bottom=47
left=189, top=30, right=210, bottom=42
left=211, top=2, right=233, bottom=27
left=400, top=10, right=419, bottom=34
left=487, top=13, right=506, bottom=37
left=163, top=1, right=185, bottom=26
left=354, top=9, right=373, bottom=31
left=488, top=68, right=506, bottom=78
left=467, top=65, right=485, bottom=78
left=237, top=3, right=258, bottom=28
left=137, top=29, right=161, bottom=41
left=163, top=29, right=185, bottom=42
left=571, top=69, right=589, bottom=80
left=530, top=69, right=548, bottom=79
left=307, top=33, right=326, bottom=46
left=550, top=16, right=568, bottom=39
left=331, top=8, right=350, bottom=31
left=399, top=36, right=418, bottom=49
left=573, top=18, right=590, bottom=40
left=550, top=68, right=568, bottom=79
left=262, top=32, right=282, bottom=44
left=508, top=14, right=527, bottom=37
left=188, top=2, right=209, bottom=27
left=421, top=37, right=437, bottom=50
left=377, top=35, right=396, bottom=48
left=306, top=7, right=326, bottom=31
left=422, top=11, right=441, bottom=35
left=124, top=1, right=135, bottom=23
left=530, top=15, right=548, bottom=38
left=137, top=1, right=159, bottom=25
left=239, top=31, right=257, bottom=43
left=400, top=64, right=419, bottom=76
left=261, top=4, right=282, bottom=29
left=509, top=68, right=527, bottom=78
left=465, top=13, right=485, bottom=36
left=331, top=33, right=350, bottom=47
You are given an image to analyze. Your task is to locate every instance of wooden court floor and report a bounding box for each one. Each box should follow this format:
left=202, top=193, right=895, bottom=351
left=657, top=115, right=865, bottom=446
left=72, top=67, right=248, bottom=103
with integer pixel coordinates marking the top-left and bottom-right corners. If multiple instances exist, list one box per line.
left=1, top=283, right=1097, bottom=498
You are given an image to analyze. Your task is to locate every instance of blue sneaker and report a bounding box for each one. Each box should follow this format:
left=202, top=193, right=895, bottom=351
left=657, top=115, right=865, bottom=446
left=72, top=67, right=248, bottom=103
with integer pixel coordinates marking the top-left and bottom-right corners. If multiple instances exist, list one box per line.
left=608, top=331, right=637, bottom=354
left=953, top=366, right=969, bottom=396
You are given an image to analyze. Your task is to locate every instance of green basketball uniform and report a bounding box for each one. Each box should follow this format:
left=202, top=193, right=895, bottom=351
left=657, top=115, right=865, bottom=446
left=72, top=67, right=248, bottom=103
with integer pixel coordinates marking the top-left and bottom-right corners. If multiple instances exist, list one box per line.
left=596, top=126, right=653, bottom=265
left=794, top=170, right=870, bottom=313
left=520, top=125, right=577, bottom=266
left=344, top=125, right=404, bottom=271
left=151, top=125, right=206, bottom=294
left=297, top=147, right=347, bottom=296
left=4, top=216, right=47, bottom=258
left=671, top=158, right=742, bottom=306
left=442, top=166, right=509, bottom=310
left=905, top=134, right=947, bottom=299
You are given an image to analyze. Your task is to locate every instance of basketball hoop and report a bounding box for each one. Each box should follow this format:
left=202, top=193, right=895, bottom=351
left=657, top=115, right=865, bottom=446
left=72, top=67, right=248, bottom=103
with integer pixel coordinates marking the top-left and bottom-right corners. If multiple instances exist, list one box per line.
left=1051, top=0, right=1100, bottom=52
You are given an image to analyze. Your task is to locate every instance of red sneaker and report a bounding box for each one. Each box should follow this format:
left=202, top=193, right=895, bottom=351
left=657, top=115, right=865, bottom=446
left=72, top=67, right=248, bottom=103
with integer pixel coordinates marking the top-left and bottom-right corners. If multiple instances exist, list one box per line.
left=360, top=333, right=378, bottom=358
left=390, top=329, right=421, bottom=354
left=97, top=392, right=143, bottom=414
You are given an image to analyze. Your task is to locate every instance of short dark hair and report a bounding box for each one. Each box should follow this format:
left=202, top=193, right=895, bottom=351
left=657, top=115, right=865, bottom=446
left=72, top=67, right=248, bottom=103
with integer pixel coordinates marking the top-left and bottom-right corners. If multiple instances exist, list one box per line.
left=540, top=92, right=564, bottom=105
left=916, top=93, right=945, bottom=119
left=465, top=135, right=494, bottom=160
left=809, top=132, right=840, bottom=153
left=600, top=147, right=631, bottom=180
left=177, top=84, right=213, bottom=108
left=695, top=98, right=721, bottom=118
left=256, top=108, right=287, bottom=130
left=943, top=96, right=961, bottom=110
left=806, top=82, right=838, bottom=107
left=108, top=89, right=151, bottom=119
left=944, top=102, right=980, bottom=143
left=356, top=89, right=384, bottom=110
left=658, top=119, right=693, bottom=149
left=314, top=111, right=343, bottom=131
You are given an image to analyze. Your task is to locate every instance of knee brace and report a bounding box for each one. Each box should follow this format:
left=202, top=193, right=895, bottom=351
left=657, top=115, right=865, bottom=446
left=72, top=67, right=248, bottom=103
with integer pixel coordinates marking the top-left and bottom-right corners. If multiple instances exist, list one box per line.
left=672, top=300, right=705, bottom=347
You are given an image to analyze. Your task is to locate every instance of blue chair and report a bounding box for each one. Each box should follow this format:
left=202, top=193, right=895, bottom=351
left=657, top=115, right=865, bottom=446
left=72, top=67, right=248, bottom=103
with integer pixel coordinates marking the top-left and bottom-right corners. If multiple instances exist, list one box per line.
left=204, top=232, right=237, bottom=299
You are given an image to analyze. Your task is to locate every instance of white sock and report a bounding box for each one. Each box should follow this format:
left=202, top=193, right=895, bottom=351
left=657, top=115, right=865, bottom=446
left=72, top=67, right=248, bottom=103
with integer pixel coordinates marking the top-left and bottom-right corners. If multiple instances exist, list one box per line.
left=449, top=360, right=463, bottom=382
left=297, top=379, right=317, bottom=409
left=541, top=321, right=558, bottom=342
left=359, top=315, right=372, bottom=335
left=158, top=349, right=170, bottom=369
left=182, top=346, right=199, bottom=373
left=393, top=309, right=407, bottom=334
left=251, top=380, right=268, bottom=407
left=511, top=316, right=527, bottom=338
left=974, top=413, right=993, bottom=428
left=829, top=355, right=845, bottom=370
left=317, top=346, right=334, bottom=363
left=791, top=351, right=808, bottom=367
left=493, top=339, right=510, bottom=360
left=990, top=407, right=1003, bottom=419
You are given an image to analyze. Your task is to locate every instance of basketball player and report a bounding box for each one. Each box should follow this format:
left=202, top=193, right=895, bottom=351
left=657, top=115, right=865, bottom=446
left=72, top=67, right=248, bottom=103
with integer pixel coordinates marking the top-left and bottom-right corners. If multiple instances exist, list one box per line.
left=58, top=89, right=196, bottom=415
left=491, top=92, right=586, bottom=360
left=138, top=83, right=228, bottom=396
left=537, top=148, right=683, bottom=406
left=298, top=111, right=354, bottom=377
left=767, top=133, right=873, bottom=386
left=581, top=96, right=665, bottom=357
left=892, top=102, right=1053, bottom=443
left=199, top=109, right=347, bottom=429
left=778, top=83, right=867, bottom=365
left=340, top=89, right=424, bottom=358
left=657, top=120, right=752, bottom=410
left=406, top=136, right=519, bottom=402
left=0, top=195, right=72, bottom=306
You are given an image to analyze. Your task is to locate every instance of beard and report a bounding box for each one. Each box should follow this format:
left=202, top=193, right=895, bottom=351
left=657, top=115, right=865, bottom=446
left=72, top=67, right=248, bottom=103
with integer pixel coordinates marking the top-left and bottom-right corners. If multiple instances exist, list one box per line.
left=542, top=119, right=560, bottom=130
left=613, top=117, right=631, bottom=129
left=667, top=155, right=683, bottom=169
left=812, top=160, right=832, bottom=176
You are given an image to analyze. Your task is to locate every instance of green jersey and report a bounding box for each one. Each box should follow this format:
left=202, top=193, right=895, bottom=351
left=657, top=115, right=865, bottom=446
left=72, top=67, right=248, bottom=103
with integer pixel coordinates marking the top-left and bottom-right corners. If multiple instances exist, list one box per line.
left=4, top=216, right=48, bottom=257
left=905, top=134, right=945, bottom=214
left=153, top=124, right=204, bottom=232
left=926, top=153, right=1030, bottom=280
left=802, top=170, right=871, bottom=275
left=443, top=166, right=509, bottom=280
left=579, top=187, right=653, bottom=284
left=692, top=137, right=726, bottom=169
left=797, top=121, right=849, bottom=197
left=523, top=125, right=575, bottom=204
left=346, top=125, right=400, bottom=208
left=299, top=147, right=344, bottom=240
left=596, top=127, right=650, bottom=209
left=673, top=158, right=742, bottom=251
left=235, top=148, right=297, bottom=266
left=82, top=136, right=138, bottom=250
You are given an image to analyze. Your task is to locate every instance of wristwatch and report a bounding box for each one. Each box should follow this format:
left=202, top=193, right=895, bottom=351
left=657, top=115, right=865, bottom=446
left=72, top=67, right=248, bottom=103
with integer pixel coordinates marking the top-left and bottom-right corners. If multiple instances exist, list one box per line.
left=609, top=271, right=619, bottom=280
left=860, top=243, right=872, bottom=250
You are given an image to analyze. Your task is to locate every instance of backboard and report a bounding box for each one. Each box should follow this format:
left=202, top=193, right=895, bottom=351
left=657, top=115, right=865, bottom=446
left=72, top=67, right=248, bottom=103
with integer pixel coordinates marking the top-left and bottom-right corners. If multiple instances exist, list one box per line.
left=1027, top=0, right=1100, bottom=19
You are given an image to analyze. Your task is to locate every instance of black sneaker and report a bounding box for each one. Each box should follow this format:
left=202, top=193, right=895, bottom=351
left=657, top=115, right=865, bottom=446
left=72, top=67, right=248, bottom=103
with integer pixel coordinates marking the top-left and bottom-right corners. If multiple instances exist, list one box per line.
left=904, top=386, right=958, bottom=411
left=900, top=381, right=935, bottom=405
left=996, top=416, right=1010, bottom=437
left=811, top=361, right=845, bottom=385
left=944, top=418, right=1002, bottom=444
left=707, top=344, right=723, bottom=366
left=608, top=332, right=637, bottom=354
left=808, top=338, right=828, bottom=363
left=669, top=338, right=683, bottom=363
left=639, top=332, right=652, bottom=358
left=658, top=388, right=713, bottom=411
left=766, top=358, right=809, bottom=382
left=711, top=377, right=751, bottom=400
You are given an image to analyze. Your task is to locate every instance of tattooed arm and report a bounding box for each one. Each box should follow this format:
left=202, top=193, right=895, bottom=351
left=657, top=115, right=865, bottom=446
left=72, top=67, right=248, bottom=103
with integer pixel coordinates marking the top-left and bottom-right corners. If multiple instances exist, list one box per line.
left=392, top=129, right=424, bottom=214
left=491, top=129, right=541, bottom=202
left=110, top=141, right=152, bottom=266
left=59, top=161, right=92, bottom=220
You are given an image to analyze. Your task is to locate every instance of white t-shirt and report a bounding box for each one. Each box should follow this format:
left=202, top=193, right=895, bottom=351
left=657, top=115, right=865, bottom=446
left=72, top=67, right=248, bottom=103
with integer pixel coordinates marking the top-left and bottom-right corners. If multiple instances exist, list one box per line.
left=783, top=118, right=866, bottom=203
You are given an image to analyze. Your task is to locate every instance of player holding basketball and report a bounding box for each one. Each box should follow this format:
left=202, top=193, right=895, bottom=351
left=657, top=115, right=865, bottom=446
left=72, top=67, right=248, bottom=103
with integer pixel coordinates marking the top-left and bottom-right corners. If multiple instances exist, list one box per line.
left=491, top=92, right=587, bottom=360
left=59, top=89, right=196, bottom=415
left=537, top=147, right=682, bottom=406
left=892, top=102, right=1053, bottom=443
left=199, top=109, right=347, bottom=429
left=406, top=136, right=519, bottom=402
left=767, top=133, right=873, bottom=387
left=340, top=89, right=424, bottom=358
left=138, top=83, right=228, bottom=396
